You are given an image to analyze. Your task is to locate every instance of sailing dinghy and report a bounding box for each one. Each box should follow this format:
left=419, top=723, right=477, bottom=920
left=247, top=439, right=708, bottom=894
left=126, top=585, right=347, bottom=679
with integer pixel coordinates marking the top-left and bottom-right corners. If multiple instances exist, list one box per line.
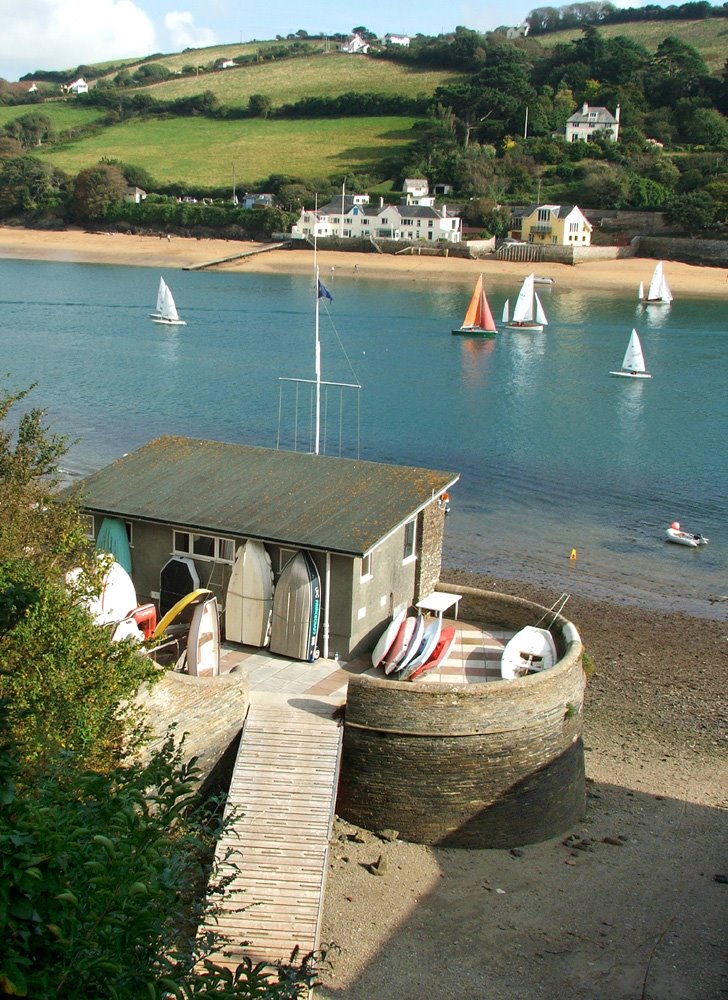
left=640, top=261, right=672, bottom=305
left=452, top=274, right=497, bottom=337
left=503, top=273, right=548, bottom=331
left=152, top=281, right=186, bottom=326
left=609, top=328, right=652, bottom=379
left=149, top=276, right=167, bottom=318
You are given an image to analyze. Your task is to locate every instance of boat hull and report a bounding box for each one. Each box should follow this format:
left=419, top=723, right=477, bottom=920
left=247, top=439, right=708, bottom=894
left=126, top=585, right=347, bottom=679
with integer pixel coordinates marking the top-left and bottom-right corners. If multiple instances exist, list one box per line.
left=451, top=326, right=496, bottom=338
left=504, top=322, right=544, bottom=332
left=225, top=540, right=274, bottom=647
left=269, top=551, right=321, bottom=661
left=666, top=528, right=708, bottom=547
left=609, top=370, right=652, bottom=379
left=501, top=625, right=557, bottom=679
left=152, top=317, right=186, bottom=326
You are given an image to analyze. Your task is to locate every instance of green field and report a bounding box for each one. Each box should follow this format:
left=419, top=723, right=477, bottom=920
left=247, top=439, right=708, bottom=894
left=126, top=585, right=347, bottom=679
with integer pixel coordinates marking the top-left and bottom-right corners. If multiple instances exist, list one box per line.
left=0, top=102, right=103, bottom=129
left=127, top=53, right=463, bottom=108
left=534, top=17, right=728, bottom=72
left=38, top=115, right=419, bottom=186
left=96, top=39, right=315, bottom=80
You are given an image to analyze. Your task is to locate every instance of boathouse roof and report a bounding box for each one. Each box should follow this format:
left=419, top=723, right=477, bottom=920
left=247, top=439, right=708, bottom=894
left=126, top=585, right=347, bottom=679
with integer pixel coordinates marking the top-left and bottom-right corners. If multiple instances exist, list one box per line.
left=76, top=436, right=458, bottom=558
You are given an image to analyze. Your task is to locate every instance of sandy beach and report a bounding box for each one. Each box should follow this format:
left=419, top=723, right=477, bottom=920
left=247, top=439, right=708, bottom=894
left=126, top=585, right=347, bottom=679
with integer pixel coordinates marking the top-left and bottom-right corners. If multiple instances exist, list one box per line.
left=1, top=224, right=727, bottom=298
left=2, top=225, right=727, bottom=998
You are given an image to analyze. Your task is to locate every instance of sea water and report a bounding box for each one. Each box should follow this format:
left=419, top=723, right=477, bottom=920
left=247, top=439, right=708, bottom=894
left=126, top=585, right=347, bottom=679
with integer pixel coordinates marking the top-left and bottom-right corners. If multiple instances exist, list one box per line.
left=1, top=258, right=725, bottom=615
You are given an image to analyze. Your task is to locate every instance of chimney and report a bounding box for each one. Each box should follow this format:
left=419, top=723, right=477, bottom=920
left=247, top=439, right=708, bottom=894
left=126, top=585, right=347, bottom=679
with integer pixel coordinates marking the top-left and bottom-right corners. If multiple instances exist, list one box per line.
left=582, top=103, right=588, bottom=115
left=442, top=205, right=447, bottom=218
left=379, top=197, right=384, bottom=208
left=615, top=103, right=621, bottom=123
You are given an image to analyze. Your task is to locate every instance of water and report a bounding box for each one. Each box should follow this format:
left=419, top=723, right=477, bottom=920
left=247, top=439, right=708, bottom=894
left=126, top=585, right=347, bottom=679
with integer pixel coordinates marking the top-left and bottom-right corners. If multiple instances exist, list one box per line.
left=1, top=258, right=725, bottom=615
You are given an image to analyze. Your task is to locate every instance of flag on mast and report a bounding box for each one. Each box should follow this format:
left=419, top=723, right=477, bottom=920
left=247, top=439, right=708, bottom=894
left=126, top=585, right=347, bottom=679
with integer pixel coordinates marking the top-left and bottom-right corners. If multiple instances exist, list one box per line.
left=317, top=280, right=333, bottom=301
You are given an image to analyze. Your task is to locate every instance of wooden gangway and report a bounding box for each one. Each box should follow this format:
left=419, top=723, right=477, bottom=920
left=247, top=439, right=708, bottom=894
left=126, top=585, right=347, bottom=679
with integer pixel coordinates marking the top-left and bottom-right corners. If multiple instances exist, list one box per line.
left=201, top=692, right=343, bottom=969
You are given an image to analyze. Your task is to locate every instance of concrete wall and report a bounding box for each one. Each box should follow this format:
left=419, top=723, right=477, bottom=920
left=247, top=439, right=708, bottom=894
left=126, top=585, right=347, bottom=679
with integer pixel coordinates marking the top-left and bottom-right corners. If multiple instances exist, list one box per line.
left=337, top=588, right=586, bottom=848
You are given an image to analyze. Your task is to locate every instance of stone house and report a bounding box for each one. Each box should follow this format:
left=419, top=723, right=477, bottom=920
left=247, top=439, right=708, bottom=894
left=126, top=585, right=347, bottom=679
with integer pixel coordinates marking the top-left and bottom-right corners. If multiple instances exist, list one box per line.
left=510, top=204, right=593, bottom=246
left=77, top=436, right=458, bottom=659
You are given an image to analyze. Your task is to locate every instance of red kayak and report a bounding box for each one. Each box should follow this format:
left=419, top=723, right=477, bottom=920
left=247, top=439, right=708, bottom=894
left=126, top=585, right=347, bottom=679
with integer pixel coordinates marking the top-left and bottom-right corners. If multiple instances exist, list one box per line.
left=406, top=625, right=457, bottom=681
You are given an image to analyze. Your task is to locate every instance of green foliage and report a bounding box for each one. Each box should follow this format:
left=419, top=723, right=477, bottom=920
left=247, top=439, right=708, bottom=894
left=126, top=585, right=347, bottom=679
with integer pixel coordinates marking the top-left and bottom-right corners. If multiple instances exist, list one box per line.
left=72, top=161, right=127, bottom=221
left=668, top=187, right=718, bottom=230
left=0, top=155, right=69, bottom=218
left=3, top=111, right=54, bottom=148
left=0, top=702, right=324, bottom=997
left=247, top=93, right=272, bottom=118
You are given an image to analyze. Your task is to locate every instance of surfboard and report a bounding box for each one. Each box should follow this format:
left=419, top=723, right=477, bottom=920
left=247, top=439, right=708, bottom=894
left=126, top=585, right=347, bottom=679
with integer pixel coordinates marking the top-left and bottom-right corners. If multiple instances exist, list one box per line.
left=407, top=625, right=457, bottom=682
left=225, top=540, right=274, bottom=647
left=152, top=588, right=212, bottom=640
left=371, top=609, right=407, bottom=668
left=159, top=556, right=200, bottom=616
left=186, top=594, right=220, bottom=677
left=269, top=551, right=321, bottom=662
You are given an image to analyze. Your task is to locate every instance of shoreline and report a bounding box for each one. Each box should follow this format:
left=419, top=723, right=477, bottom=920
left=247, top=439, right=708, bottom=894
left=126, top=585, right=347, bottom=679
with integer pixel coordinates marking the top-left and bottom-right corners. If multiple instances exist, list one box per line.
left=2, top=225, right=728, bottom=297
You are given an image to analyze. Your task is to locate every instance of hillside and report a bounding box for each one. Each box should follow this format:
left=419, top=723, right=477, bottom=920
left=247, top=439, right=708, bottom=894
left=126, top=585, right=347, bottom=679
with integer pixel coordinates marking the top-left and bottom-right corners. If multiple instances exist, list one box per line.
left=531, top=16, right=728, bottom=73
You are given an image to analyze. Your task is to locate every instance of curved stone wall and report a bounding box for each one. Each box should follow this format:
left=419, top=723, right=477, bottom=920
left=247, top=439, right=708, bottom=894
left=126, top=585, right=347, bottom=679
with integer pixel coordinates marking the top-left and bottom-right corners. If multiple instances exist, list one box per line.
left=337, top=588, right=586, bottom=849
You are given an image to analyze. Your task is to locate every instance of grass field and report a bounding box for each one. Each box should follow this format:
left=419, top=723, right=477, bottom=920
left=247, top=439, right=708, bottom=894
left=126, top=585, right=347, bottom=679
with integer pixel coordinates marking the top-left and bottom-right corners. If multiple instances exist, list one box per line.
left=98, top=39, right=315, bottom=79
left=534, top=17, right=728, bottom=72
left=127, top=53, right=463, bottom=108
left=38, top=115, right=419, bottom=187
left=0, top=102, right=103, bottom=129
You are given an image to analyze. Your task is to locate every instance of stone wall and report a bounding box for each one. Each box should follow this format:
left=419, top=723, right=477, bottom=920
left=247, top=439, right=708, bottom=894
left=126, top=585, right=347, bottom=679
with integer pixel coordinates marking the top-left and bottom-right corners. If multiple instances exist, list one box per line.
left=414, top=502, right=446, bottom=602
left=337, top=588, right=585, bottom=848
left=639, top=235, right=728, bottom=267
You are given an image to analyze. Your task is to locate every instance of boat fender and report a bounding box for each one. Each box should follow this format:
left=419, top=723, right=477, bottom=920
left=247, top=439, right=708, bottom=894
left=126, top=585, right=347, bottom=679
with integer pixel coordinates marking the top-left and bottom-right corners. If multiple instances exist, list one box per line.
left=438, top=492, right=451, bottom=515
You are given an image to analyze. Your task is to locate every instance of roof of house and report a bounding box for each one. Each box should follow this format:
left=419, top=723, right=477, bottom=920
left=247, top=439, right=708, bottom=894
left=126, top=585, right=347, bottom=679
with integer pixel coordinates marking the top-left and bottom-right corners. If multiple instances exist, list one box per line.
left=76, top=436, right=458, bottom=558
left=313, top=197, right=445, bottom=221
left=512, top=203, right=584, bottom=220
left=567, top=106, right=617, bottom=125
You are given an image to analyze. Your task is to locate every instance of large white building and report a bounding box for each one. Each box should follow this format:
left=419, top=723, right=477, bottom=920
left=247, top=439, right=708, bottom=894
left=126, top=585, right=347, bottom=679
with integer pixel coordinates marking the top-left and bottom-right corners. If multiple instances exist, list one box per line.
left=291, top=193, right=461, bottom=244
left=564, top=103, right=620, bottom=143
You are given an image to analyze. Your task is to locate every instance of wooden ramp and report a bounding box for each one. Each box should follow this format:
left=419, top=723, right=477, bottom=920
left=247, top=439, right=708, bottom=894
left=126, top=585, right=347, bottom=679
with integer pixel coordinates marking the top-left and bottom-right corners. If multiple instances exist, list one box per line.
left=184, top=241, right=291, bottom=271
left=201, top=694, right=342, bottom=969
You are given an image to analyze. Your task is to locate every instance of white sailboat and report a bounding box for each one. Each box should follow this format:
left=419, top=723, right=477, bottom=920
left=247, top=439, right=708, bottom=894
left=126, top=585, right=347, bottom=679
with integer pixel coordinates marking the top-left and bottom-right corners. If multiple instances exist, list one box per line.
left=502, top=299, right=510, bottom=323
left=503, top=273, right=548, bottom=331
left=609, top=328, right=652, bottom=379
left=640, top=261, right=672, bottom=305
left=152, top=282, right=186, bottom=326
left=149, top=276, right=167, bottom=318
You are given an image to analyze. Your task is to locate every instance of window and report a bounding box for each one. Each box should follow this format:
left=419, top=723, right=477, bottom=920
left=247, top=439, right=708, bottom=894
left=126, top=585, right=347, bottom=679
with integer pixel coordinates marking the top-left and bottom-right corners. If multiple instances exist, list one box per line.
left=361, top=552, right=373, bottom=581
left=361, top=218, right=369, bottom=226
left=173, top=530, right=235, bottom=564
left=279, top=547, right=297, bottom=573
left=538, top=208, right=550, bottom=222
left=82, top=513, right=95, bottom=540
left=403, top=518, right=416, bottom=562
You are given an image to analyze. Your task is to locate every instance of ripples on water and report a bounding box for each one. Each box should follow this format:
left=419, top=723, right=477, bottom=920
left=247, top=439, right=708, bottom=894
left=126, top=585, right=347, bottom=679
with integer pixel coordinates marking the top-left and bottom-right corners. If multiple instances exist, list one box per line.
left=1, top=259, right=725, bottom=613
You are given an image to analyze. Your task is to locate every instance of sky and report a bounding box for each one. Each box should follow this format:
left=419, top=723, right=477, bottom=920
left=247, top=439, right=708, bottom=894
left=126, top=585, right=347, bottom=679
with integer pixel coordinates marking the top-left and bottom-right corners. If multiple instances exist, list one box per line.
left=1, top=0, right=662, bottom=82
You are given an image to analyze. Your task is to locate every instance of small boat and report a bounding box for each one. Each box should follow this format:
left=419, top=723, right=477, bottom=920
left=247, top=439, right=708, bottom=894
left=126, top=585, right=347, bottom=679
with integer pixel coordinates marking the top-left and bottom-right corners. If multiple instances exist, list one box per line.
left=452, top=274, right=497, bottom=337
left=186, top=594, right=220, bottom=676
left=503, top=273, right=548, bottom=331
left=225, top=540, right=275, bottom=647
left=501, top=625, right=557, bottom=679
left=500, top=593, right=568, bottom=680
left=383, top=614, right=417, bottom=675
left=149, top=276, right=167, bottom=318
left=269, top=551, right=321, bottom=661
left=533, top=275, right=554, bottom=285
left=399, top=618, right=441, bottom=680
left=372, top=609, right=407, bottom=668
left=394, top=613, right=425, bottom=672
left=152, top=281, right=186, bottom=326
left=665, top=521, right=708, bottom=547
left=406, top=625, right=457, bottom=682
left=639, top=261, right=672, bottom=306
left=609, top=328, right=652, bottom=379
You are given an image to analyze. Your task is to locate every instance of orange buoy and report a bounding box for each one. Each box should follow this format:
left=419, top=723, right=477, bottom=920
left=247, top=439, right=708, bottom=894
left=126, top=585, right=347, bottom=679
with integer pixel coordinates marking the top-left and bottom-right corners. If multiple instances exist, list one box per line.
left=569, top=548, right=577, bottom=561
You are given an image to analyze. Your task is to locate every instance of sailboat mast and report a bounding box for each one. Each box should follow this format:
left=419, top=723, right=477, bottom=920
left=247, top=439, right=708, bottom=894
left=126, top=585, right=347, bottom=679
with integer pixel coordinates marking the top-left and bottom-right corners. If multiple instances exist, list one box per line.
left=314, top=265, right=321, bottom=454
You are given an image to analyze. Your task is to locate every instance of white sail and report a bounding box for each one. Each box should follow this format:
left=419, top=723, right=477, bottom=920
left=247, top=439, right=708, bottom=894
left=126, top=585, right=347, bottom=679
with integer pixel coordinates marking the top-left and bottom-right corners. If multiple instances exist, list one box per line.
left=511, top=273, right=535, bottom=323
left=502, top=299, right=510, bottom=323
left=150, top=276, right=167, bottom=317
left=162, top=284, right=180, bottom=322
left=638, top=281, right=644, bottom=301
left=646, top=261, right=672, bottom=303
left=534, top=292, right=548, bottom=327
left=622, top=329, right=646, bottom=373
left=659, top=272, right=673, bottom=303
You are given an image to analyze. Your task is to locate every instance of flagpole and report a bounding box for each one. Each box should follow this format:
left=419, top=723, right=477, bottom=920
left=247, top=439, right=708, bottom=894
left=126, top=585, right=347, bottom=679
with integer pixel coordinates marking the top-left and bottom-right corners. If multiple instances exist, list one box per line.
left=315, top=264, right=321, bottom=454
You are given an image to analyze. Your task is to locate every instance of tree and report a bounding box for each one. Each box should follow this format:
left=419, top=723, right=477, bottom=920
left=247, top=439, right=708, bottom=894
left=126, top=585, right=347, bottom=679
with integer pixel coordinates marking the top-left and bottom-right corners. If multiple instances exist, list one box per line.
left=668, top=189, right=718, bottom=231
left=73, top=162, right=127, bottom=222
left=248, top=93, right=273, bottom=118
left=0, top=155, right=68, bottom=218
left=3, top=111, right=54, bottom=148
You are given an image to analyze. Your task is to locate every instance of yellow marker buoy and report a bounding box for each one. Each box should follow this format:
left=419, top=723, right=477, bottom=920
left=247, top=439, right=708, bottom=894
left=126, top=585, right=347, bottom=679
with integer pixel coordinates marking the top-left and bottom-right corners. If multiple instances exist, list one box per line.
left=569, top=548, right=577, bottom=561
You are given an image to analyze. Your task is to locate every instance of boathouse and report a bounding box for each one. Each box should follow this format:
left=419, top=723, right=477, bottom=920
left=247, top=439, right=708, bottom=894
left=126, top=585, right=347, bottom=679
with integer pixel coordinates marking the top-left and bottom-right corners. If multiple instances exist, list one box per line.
left=77, top=436, right=458, bottom=659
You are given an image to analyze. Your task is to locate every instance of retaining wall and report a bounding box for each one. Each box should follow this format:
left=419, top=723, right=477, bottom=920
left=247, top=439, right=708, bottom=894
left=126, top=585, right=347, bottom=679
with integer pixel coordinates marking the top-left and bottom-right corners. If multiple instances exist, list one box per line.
left=337, top=588, right=586, bottom=848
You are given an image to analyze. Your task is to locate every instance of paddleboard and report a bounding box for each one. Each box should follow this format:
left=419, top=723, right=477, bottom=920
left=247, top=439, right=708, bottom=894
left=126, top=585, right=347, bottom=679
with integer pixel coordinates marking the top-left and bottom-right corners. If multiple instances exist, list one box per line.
left=225, top=540, right=274, bottom=647
left=383, top=615, right=417, bottom=675
left=500, top=625, right=557, bottom=680
left=269, top=551, right=321, bottom=662
left=152, top=588, right=212, bottom=640
left=399, top=618, right=441, bottom=680
left=407, top=625, right=457, bottom=682
left=186, top=594, right=220, bottom=677
left=160, top=556, right=200, bottom=616
left=371, top=609, right=406, bottom=668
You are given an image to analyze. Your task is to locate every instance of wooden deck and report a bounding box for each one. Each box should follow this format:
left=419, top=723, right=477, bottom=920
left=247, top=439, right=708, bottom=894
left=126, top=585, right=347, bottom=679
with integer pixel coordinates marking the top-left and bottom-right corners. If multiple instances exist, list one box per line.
left=201, top=691, right=343, bottom=969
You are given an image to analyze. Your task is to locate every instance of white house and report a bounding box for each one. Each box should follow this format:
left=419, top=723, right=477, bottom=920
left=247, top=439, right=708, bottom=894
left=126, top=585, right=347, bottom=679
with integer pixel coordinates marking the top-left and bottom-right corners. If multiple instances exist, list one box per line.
left=384, top=33, right=410, bottom=46
left=564, top=103, right=620, bottom=143
left=124, top=186, right=147, bottom=204
left=220, top=59, right=236, bottom=69
left=28, top=83, right=38, bottom=93
left=67, top=77, right=89, bottom=94
left=340, top=32, right=370, bottom=54
left=506, top=23, right=529, bottom=39
left=291, top=193, right=461, bottom=244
